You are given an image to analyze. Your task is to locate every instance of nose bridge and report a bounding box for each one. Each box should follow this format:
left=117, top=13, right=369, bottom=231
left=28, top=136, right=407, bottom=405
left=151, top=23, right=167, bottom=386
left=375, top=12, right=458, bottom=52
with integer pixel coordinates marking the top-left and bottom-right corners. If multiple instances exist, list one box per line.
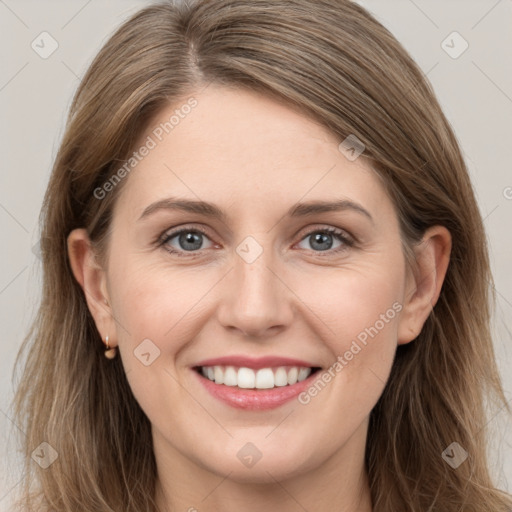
left=217, top=234, right=292, bottom=337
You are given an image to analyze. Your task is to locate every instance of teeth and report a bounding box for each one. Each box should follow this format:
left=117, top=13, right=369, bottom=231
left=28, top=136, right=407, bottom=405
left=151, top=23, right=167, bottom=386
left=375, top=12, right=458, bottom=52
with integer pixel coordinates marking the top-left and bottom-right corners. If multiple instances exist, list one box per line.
left=238, top=367, right=256, bottom=388
left=199, top=365, right=314, bottom=389
left=214, top=366, right=224, bottom=385
left=224, top=366, right=237, bottom=386
left=274, top=367, right=288, bottom=387
left=287, top=367, right=298, bottom=385
left=255, top=368, right=274, bottom=389
left=297, top=368, right=311, bottom=382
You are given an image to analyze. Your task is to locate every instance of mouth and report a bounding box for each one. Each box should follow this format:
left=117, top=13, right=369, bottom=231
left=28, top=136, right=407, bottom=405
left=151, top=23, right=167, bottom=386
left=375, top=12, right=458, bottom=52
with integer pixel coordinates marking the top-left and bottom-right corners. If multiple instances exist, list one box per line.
left=191, top=355, right=324, bottom=410
left=193, top=365, right=322, bottom=390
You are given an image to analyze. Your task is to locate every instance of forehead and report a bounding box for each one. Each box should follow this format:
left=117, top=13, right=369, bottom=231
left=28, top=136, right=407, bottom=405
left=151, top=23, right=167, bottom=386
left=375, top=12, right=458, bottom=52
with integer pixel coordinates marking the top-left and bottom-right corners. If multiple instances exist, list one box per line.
left=113, top=85, right=391, bottom=224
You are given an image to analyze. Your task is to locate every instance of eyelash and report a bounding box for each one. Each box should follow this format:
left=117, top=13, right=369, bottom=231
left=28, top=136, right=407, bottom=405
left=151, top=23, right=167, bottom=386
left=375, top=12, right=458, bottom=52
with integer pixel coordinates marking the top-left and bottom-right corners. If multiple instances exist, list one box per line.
left=157, top=225, right=355, bottom=258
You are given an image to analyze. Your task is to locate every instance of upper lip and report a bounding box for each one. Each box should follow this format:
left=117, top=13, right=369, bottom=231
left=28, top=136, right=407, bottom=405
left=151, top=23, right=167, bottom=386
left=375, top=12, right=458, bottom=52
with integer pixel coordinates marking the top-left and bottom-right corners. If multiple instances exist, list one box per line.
left=193, top=355, right=321, bottom=370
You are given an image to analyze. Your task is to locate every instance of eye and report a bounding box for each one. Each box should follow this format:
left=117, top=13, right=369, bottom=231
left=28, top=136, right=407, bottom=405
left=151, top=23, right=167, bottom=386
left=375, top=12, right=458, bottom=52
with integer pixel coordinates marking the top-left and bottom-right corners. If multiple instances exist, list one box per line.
left=159, top=226, right=214, bottom=257
left=157, top=225, right=354, bottom=258
left=296, top=227, right=354, bottom=255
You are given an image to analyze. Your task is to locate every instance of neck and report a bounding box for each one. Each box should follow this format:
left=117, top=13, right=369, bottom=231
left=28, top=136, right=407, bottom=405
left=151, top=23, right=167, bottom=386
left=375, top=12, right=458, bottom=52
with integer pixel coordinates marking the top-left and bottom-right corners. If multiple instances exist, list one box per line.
left=153, top=423, right=373, bottom=512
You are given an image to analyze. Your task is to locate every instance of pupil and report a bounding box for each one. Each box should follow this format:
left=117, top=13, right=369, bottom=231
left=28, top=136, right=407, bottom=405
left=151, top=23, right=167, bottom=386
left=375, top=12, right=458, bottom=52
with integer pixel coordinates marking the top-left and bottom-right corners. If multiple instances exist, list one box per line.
left=180, top=232, right=202, bottom=251
left=312, top=233, right=332, bottom=251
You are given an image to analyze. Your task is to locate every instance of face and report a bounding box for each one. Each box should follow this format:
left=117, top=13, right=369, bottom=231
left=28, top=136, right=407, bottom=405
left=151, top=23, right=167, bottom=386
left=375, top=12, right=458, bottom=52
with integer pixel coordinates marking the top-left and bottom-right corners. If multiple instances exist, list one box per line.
left=82, top=85, right=415, bottom=483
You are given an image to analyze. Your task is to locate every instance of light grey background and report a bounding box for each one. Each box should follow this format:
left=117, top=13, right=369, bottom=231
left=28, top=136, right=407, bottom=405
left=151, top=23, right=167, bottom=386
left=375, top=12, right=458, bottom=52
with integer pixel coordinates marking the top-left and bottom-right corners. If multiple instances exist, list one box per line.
left=1, top=0, right=511, bottom=508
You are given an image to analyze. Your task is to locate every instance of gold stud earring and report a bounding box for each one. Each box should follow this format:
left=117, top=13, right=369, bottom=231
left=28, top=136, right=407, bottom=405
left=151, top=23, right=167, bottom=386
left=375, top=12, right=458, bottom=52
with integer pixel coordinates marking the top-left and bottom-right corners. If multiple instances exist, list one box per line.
left=103, top=335, right=117, bottom=359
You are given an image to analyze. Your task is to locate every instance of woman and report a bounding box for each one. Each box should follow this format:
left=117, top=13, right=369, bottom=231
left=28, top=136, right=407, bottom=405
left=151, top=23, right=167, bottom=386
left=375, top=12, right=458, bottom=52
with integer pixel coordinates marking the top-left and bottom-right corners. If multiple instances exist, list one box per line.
left=11, top=0, right=512, bottom=510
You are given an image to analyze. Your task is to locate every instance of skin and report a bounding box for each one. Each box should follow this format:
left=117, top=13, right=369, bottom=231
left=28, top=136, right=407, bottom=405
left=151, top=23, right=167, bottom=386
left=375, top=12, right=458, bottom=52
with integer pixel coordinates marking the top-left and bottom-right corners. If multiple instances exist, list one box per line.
left=68, top=85, right=451, bottom=512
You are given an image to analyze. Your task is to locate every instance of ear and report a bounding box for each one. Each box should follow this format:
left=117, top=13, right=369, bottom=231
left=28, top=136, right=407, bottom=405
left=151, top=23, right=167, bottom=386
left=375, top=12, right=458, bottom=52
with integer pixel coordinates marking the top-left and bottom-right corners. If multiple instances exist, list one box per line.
left=397, top=225, right=452, bottom=345
left=67, top=228, right=117, bottom=348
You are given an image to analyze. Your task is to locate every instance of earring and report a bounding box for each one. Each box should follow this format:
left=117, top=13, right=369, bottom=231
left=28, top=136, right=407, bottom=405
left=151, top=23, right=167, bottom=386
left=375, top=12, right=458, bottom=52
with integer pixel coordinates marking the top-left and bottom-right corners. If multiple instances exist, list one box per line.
left=103, top=335, right=117, bottom=359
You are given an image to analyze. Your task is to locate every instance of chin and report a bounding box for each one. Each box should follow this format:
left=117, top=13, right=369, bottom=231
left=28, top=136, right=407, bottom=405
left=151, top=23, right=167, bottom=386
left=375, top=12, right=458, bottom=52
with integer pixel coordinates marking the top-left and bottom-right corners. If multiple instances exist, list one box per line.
left=197, top=443, right=317, bottom=484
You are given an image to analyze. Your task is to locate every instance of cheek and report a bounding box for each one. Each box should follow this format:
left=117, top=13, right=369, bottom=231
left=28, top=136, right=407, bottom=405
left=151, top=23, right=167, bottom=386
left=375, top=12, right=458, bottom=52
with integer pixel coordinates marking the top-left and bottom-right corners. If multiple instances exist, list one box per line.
left=300, top=264, right=404, bottom=353
left=108, top=260, right=211, bottom=418
left=288, top=297, right=399, bottom=462
left=293, top=260, right=404, bottom=412
left=109, top=251, right=214, bottom=341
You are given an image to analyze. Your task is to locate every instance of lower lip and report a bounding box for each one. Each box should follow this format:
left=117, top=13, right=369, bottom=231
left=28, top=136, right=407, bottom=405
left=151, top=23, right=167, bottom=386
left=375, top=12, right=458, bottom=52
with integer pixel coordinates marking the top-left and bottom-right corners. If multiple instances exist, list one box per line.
left=193, top=369, right=319, bottom=410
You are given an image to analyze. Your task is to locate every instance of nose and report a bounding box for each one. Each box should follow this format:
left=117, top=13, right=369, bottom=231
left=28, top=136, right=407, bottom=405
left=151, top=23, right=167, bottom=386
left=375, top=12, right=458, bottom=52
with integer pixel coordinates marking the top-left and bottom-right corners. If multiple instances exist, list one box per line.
left=216, top=240, right=294, bottom=339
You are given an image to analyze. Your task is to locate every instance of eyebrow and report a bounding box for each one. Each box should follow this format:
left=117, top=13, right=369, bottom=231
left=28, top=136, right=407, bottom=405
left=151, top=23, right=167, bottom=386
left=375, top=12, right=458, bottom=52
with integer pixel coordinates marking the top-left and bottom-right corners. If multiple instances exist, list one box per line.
left=137, top=197, right=373, bottom=223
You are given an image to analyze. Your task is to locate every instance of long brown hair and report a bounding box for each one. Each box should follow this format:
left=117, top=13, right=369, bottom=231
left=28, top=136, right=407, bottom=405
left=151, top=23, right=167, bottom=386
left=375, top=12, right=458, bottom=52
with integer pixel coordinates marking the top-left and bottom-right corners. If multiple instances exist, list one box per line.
left=11, top=0, right=511, bottom=510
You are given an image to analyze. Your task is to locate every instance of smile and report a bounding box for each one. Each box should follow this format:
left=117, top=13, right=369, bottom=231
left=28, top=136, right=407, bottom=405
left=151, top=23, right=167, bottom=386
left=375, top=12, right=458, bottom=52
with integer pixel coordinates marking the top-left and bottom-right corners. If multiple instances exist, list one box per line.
left=196, top=365, right=321, bottom=389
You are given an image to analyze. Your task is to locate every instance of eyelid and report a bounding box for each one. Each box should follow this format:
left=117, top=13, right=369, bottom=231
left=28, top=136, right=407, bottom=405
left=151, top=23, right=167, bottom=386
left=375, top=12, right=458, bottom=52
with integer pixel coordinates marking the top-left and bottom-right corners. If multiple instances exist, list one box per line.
left=157, top=224, right=212, bottom=244
left=294, top=223, right=355, bottom=245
